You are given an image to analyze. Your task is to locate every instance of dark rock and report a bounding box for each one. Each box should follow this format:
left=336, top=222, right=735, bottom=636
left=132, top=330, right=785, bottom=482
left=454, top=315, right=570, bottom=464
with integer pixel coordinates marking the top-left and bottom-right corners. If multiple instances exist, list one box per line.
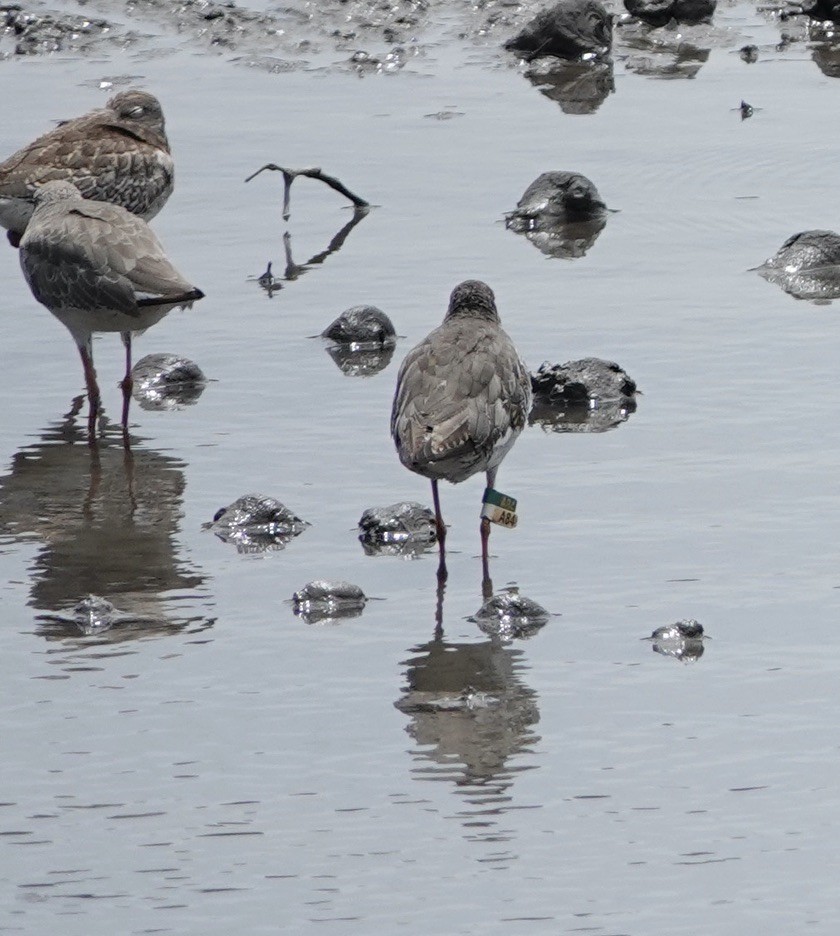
left=754, top=230, right=840, bottom=302
left=292, top=580, right=367, bottom=624
left=624, top=0, right=715, bottom=27
left=359, top=501, right=436, bottom=544
left=800, top=0, right=840, bottom=22
left=529, top=358, right=637, bottom=433
left=206, top=494, right=308, bottom=553
left=469, top=587, right=551, bottom=641
left=507, top=171, right=606, bottom=230
left=740, top=43, right=759, bottom=62
left=504, top=0, right=613, bottom=61
left=321, top=305, right=396, bottom=346
left=506, top=171, right=608, bottom=258
left=531, top=358, right=637, bottom=406
left=131, top=353, right=206, bottom=411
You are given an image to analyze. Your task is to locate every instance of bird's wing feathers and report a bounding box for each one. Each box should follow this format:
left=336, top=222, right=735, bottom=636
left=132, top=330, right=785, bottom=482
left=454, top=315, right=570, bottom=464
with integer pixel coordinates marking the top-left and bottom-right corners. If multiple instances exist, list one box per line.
left=392, top=319, right=530, bottom=480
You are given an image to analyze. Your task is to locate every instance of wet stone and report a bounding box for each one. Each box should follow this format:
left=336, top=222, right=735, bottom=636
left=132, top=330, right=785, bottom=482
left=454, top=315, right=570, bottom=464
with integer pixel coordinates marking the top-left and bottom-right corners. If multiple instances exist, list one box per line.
left=292, top=580, right=368, bottom=624
left=624, top=0, right=716, bottom=28
left=507, top=172, right=606, bottom=230
left=321, top=305, right=397, bottom=347
left=206, top=494, right=308, bottom=554
left=469, top=588, right=551, bottom=641
left=529, top=358, right=638, bottom=432
left=754, top=230, right=840, bottom=302
left=504, top=0, right=613, bottom=61
left=358, top=501, right=437, bottom=557
left=506, top=171, right=608, bottom=258
left=131, top=353, right=206, bottom=411
left=647, top=619, right=707, bottom=662
left=38, top=594, right=127, bottom=636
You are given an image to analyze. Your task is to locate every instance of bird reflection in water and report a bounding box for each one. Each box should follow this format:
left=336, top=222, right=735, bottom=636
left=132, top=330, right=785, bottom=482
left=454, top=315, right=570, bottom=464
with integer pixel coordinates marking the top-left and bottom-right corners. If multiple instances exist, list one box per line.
left=0, top=399, right=210, bottom=644
left=394, top=577, right=541, bottom=840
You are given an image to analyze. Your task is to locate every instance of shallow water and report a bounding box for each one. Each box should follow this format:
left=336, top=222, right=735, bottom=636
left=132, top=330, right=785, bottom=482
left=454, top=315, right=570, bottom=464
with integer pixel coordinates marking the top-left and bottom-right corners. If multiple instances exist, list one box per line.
left=4, top=1, right=840, bottom=933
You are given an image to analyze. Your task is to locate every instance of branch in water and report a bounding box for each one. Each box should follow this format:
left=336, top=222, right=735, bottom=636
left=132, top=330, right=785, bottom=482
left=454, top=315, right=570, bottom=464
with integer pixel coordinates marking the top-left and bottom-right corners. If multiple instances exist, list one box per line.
left=245, top=163, right=370, bottom=220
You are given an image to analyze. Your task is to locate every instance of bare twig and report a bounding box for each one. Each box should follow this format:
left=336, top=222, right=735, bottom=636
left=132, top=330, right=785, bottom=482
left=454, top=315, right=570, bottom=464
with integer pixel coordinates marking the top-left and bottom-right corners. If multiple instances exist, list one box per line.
left=245, top=163, right=370, bottom=220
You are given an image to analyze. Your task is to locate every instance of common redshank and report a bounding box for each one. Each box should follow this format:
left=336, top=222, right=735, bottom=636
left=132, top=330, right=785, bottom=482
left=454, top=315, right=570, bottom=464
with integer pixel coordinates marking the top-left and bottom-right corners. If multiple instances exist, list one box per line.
left=391, top=280, right=531, bottom=582
left=18, top=180, right=203, bottom=439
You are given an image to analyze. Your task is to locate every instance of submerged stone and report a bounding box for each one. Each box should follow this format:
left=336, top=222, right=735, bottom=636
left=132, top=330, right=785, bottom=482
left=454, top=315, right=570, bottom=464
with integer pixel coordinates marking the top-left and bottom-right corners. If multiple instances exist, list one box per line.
left=531, top=357, right=637, bottom=405
left=131, top=353, right=206, bottom=411
left=292, top=580, right=368, bottom=624
left=207, top=494, right=308, bottom=553
left=504, top=0, right=613, bottom=61
left=71, top=595, right=120, bottom=635
left=754, top=231, right=840, bottom=302
left=469, top=588, right=551, bottom=641
left=507, top=171, right=606, bottom=230
left=358, top=501, right=437, bottom=558
left=529, top=358, right=637, bottom=432
left=321, top=305, right=396, bottom=347
left=647, top=619, right=707, bottom=662
left=506, top=171, right=608, bottom=258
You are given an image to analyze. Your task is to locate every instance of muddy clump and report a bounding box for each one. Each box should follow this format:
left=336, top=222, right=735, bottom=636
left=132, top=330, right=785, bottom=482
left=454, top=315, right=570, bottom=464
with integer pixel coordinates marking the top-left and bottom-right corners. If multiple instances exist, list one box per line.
left=529, top=358, right=638, bottom=432
left=206, top=494, right=309, bottom=553
left=506, top=171, right=608, bottom=258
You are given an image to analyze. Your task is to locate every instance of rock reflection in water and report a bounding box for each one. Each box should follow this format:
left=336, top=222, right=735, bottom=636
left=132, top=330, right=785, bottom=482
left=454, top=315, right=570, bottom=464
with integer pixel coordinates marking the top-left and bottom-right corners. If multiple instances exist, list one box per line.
left=396, top=631, right=540, bottom=830
left=0, top=402, right=207, bottom=641
left=325, top=342, right=396, bottom=377
left=522, top=57, right=615, bottom=114
left=619, top=25, right=711, bottom=79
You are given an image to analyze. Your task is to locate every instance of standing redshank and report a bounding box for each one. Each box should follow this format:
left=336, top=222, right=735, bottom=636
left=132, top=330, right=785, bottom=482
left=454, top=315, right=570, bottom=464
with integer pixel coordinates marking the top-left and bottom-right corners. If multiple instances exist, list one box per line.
left=18, top=180, right=203, bottom=440
left=0, top=89, right=173, bottom=247
left=391, top=280, right=531, bottom=583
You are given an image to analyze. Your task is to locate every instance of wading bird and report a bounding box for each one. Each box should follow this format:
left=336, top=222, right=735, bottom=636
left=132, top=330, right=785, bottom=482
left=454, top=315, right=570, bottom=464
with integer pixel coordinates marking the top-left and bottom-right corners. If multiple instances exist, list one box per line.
left=391, top=279, right=531, bottom=583
left=18, top=180, right=203, bottom=440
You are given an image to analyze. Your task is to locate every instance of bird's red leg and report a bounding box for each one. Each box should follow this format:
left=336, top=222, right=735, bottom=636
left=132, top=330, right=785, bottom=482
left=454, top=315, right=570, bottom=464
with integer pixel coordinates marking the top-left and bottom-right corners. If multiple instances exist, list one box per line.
left=431, top=479, right=448, bottom=582
left=78, top=344, right=101, bottom=444
left=480, top=516, right=492, bottom=590
left=120, top=332, right=133, bottom=432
